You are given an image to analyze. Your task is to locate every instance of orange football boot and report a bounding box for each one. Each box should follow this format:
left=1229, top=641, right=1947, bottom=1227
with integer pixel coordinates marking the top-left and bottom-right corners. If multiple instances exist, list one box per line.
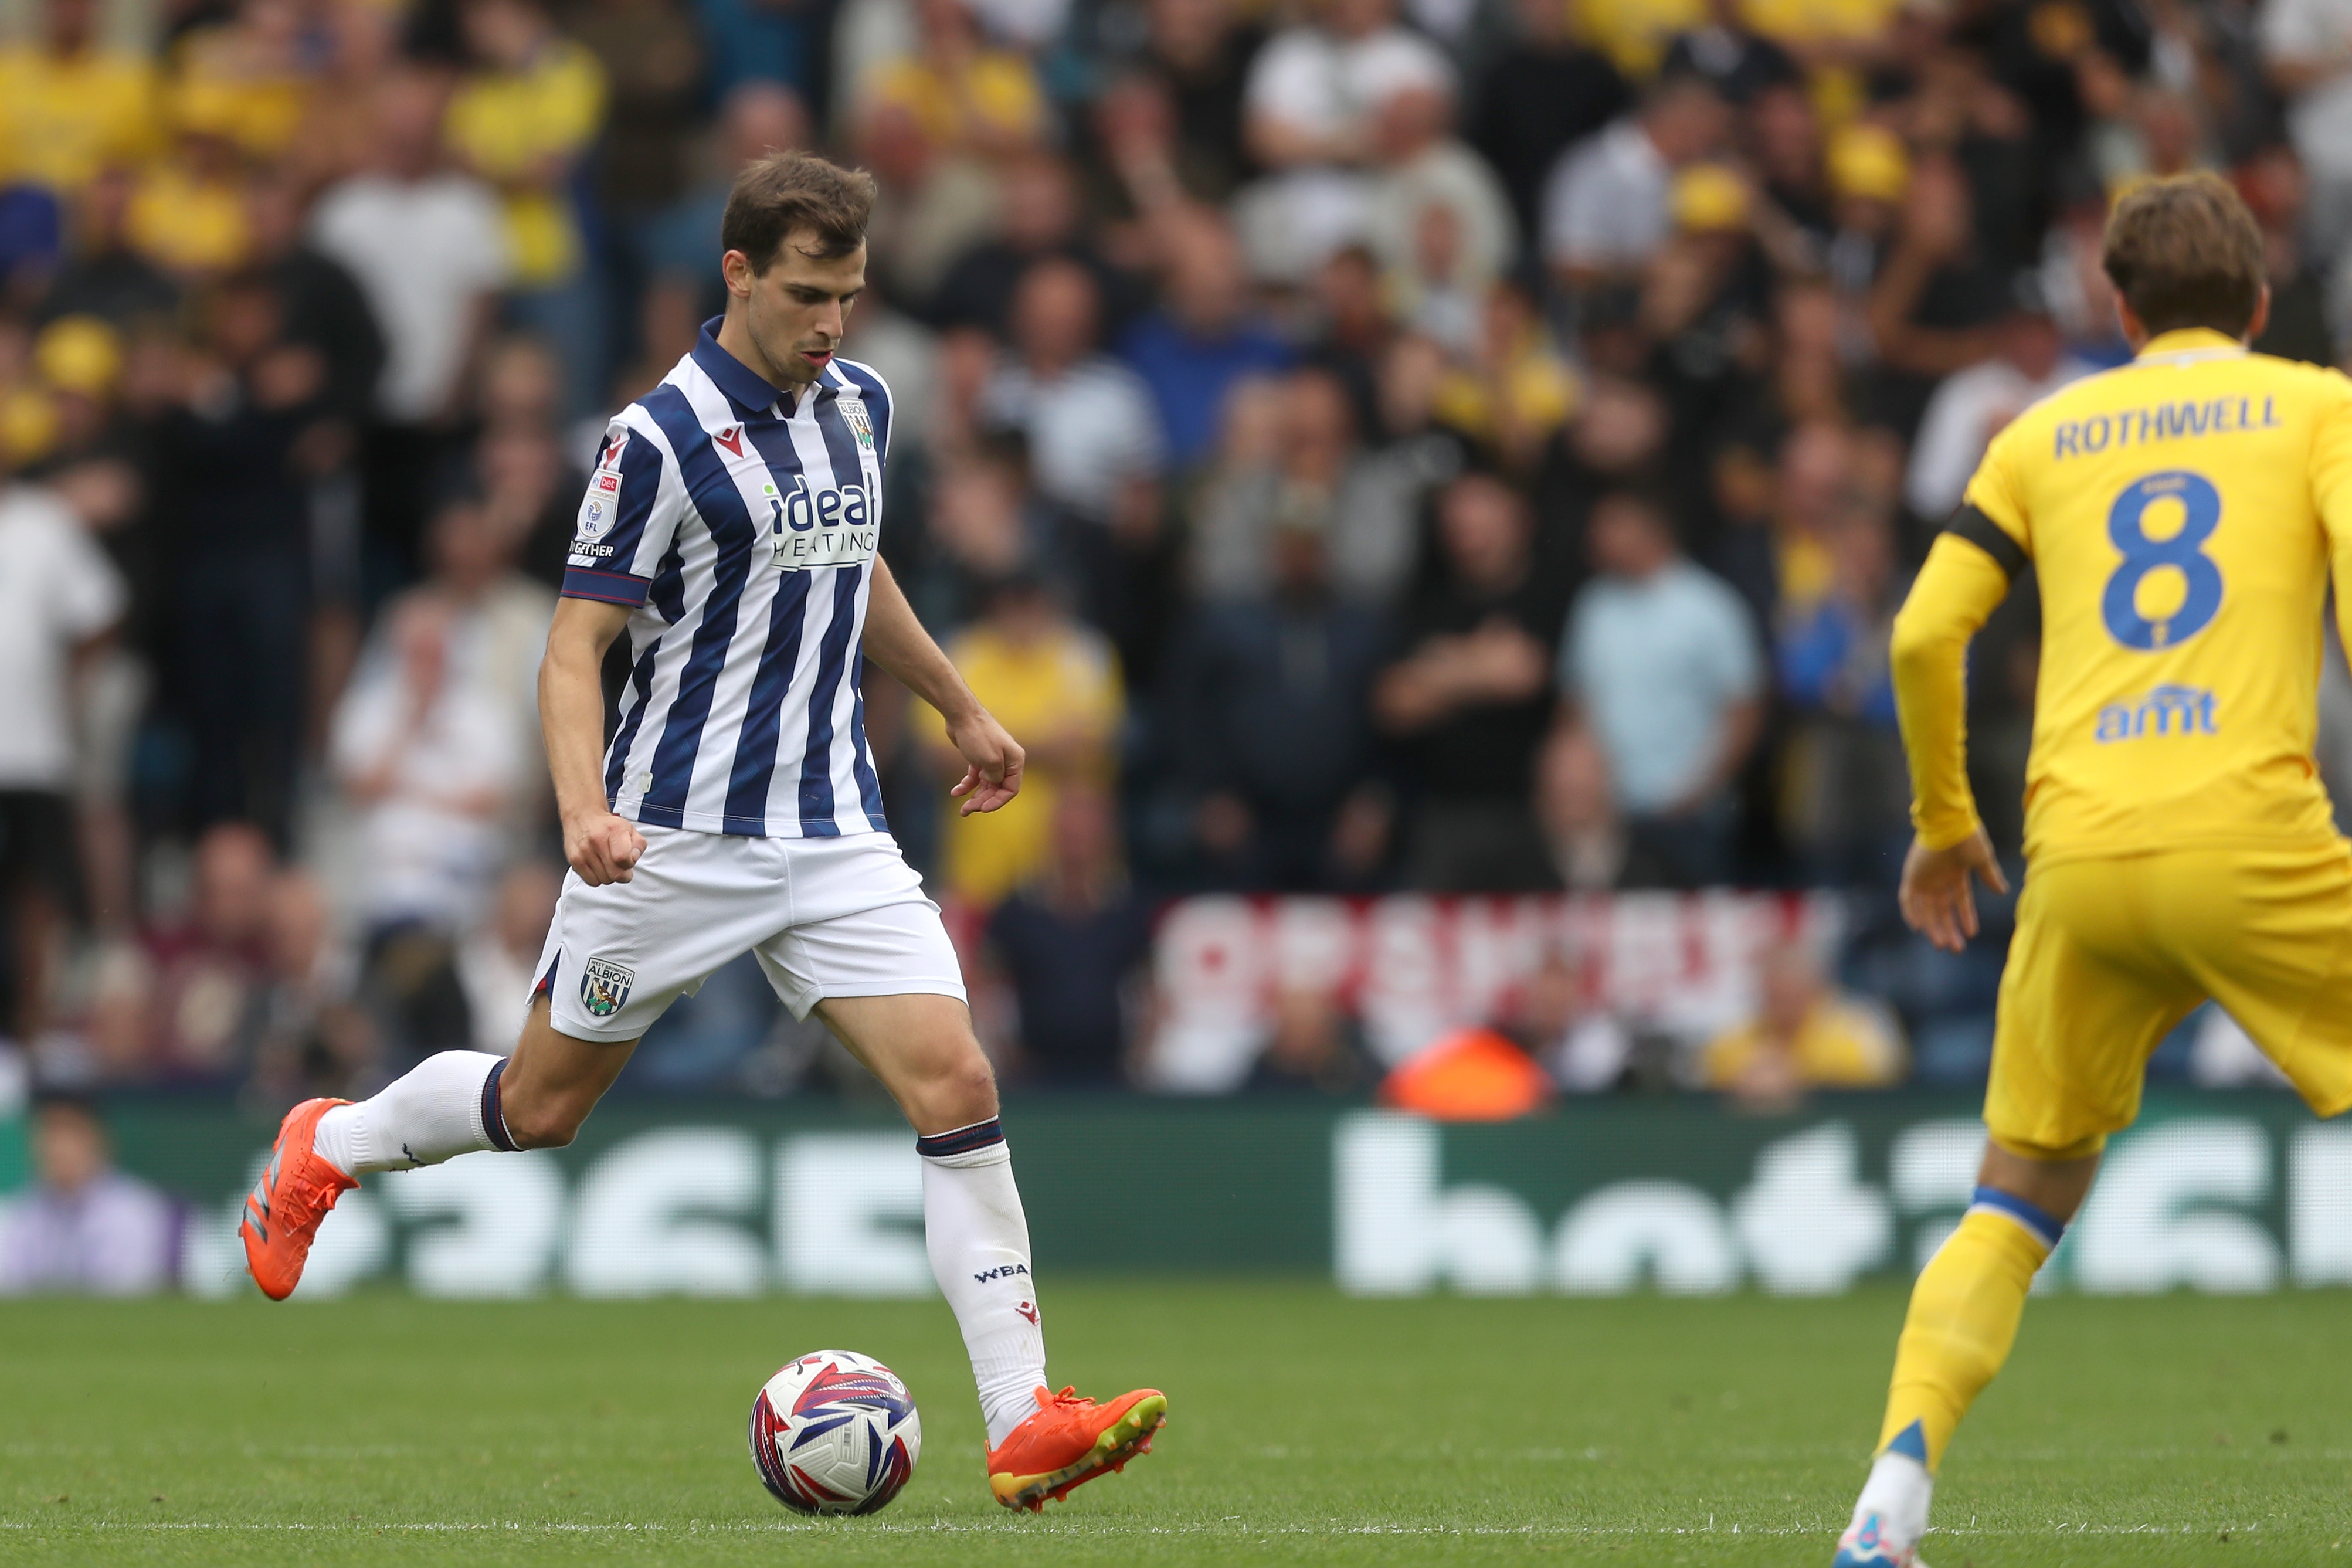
left=987, top=1385, right=1167, bottom=1511
left=239, top=1097, right=357, bottom=1301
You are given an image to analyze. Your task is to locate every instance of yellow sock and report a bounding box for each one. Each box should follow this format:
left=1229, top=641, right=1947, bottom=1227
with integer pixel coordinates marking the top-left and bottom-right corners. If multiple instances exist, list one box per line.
left=1875, top=1201, right=2056, bottom=1471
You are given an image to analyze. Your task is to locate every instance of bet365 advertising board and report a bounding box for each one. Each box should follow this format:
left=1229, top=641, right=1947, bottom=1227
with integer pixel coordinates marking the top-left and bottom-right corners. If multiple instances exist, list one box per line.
left=52, top=1090, right=2352, bottom=1298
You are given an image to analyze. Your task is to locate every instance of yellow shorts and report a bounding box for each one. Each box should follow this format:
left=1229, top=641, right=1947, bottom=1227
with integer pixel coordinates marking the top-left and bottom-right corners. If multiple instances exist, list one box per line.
left=1986, top=840, right=2352, bottom=1159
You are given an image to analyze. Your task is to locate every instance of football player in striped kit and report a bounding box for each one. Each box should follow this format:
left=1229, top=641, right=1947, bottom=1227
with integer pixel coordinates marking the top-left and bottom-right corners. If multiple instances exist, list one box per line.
left=242, top=151, right=1165, bottom=1511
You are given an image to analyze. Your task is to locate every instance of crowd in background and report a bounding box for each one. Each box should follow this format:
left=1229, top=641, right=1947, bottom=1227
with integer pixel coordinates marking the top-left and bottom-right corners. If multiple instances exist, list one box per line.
left=4, top=0, right=2352, bottom=1110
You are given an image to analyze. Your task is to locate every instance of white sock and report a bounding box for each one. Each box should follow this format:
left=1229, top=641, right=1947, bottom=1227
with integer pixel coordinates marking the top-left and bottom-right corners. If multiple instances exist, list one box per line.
left=313, top=1051, right=515, bottom=1177
left=1844, top=1448, right=1933, bottom=1554
left=917, top=1118, right=1047, bottom=1448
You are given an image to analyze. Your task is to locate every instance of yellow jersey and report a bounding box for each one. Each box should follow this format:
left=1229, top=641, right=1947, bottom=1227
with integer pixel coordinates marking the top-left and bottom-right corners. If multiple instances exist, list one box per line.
left=1892, top=327, right=2352, bottom=866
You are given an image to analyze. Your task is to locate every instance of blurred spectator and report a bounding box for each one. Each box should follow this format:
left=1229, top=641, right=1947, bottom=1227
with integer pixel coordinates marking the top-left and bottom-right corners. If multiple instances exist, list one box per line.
left=245, top=868, right=377, bottom=1105
left=0, top=1098, right=174, bottom=1295
left=1661, top=0, right=1800, bottom=107
left=2263, top=0, right=2352, bottom=256
left=0, top=184, right=66, bottom=311
left=1578, top=0, right=1706, bottom=80
left=1164, top=495, right=1392, bottom=888
left=1559, top=490, right=1761, bottom=888
left=1190, top=368, right=1417, bottom=605
left=1532, top=724, right=1671, bottom=890
left=1702, top=939, right=1905, bottom=1107
left=124, top=121, right=254, bottom=279
left=983, top=257, right=1165, bottom=524
left=471, top=335, right=585, bottom=581
left=1361, top=76, right=1518, bottom=309
left=1237, top=0, right=1454, bottom=279
left=863, top=0, right=1048, bottom=157
left=2236, top=144, right=2340, bottom=365
left=0, top=0, right=159, bottom=198
left=329, top=498, right=555, bottom=932
left=1116, top=208, right=1290, bottom=471
left=573, top=0, right=704, bottom=372
left=1776, top=506, right=1911, bottom=885
left=139, top=822, right=279, bottom=1080
left=456, top=861, right=561, bottom=1055
left=1119, top=0, right=1267, bottom=204
left=1468, top=0, right=1630, bottom=241
left=0, top=474, right=124, bottom=1043
left=1506, top=940, right=1634, bottom=1090
left=1243, top=985, right=1378, bottom=1094
left=1542, top=74, right=1729, bottom=290
left=1244, top=0, right=1454, bottom=173
left=169, top=0, right=320, bottom=164
left=1374, top=470, right=1561, bottom=891
left=855, top=99, right=1004, bottom=305
left=696, top=0, right=822, bottom=98
left=933, top=152, right=1133, bottom=338
left=244, top=170, right=387, bottom=429
left=1298, top=243, right=1391, bottom=436
left=312, top=69, right=510, bottom=592
left=918, top=572, right=1123, bottom=907
left=446, top=0, right=609, bottom=420
left=1905, top=275, right=2092, bottom=521
left=1861, top=152, right=2007, bottom=429
left=151, top=271, right=332, bottom=845
left=983, top=783, right=1154, bottom=1086
left=1430, top=277, right=1581, bottom=472
left=39, top=166, right=180, bottom=329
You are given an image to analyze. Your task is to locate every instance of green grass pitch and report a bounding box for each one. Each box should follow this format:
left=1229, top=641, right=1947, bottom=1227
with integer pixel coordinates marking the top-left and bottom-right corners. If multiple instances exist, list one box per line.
left=4, top=1282, right=2350, bottom=1565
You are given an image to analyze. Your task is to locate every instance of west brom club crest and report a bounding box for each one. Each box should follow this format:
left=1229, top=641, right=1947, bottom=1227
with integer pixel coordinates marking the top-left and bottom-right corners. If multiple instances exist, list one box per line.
left=839, top=395, right=874, bottom=449
left=581, top=956, right=634, bottom=1018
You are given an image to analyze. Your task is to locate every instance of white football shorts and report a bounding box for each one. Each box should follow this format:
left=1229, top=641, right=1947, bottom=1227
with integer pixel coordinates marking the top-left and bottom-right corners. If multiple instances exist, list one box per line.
left=531, top=826, right=966, bottom=1041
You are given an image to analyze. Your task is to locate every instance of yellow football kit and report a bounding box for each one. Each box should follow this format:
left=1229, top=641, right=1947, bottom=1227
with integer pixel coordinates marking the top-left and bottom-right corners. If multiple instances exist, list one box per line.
left=1891, top=327, right=2352, bottom=1156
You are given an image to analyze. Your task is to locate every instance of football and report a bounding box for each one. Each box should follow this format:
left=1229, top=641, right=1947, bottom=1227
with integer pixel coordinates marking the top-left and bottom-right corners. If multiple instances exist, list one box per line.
left=748, top=1349, right=922, bottom=1515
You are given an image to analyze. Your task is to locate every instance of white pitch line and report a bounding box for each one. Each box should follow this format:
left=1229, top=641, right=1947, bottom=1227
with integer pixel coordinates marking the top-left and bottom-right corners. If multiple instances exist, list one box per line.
left=0, top=1519, right=2289, bottom=1538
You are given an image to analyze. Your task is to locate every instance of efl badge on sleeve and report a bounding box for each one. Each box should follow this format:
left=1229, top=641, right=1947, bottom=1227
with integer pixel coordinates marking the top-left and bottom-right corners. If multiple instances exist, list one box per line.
left=839, top=395, right=874, bottom=449
left=581, top=956, right=635, bottom=1019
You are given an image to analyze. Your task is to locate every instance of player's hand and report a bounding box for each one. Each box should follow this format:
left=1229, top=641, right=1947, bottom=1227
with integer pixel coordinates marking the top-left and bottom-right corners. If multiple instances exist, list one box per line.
left=945, top=707, right=1024, bottom=816
left=565, top=809, right=647, bottom=885
left=1899, top=828, right=2010, bottom=953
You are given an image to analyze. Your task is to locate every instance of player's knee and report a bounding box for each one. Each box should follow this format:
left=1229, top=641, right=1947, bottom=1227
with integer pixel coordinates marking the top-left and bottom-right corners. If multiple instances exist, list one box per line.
left=909, top=1051, right=998, bottom=1128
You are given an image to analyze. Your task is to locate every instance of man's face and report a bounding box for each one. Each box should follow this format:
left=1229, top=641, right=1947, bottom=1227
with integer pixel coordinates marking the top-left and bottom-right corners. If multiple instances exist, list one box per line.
left=727, top=233, right=867, bottom=387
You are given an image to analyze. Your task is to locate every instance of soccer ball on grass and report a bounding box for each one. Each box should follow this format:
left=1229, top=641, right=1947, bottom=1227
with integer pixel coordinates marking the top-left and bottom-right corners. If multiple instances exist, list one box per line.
left=748, top=1349, right=922, bottom=1514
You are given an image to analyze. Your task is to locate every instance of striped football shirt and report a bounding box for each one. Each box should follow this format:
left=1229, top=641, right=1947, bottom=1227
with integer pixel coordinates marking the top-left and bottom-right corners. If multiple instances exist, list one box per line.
left=562, top=319, right=892, bottom=839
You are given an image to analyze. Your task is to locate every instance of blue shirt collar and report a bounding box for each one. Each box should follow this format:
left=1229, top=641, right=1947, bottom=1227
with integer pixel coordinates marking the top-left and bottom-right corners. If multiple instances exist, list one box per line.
left=695, top=317, right=802, bottom=413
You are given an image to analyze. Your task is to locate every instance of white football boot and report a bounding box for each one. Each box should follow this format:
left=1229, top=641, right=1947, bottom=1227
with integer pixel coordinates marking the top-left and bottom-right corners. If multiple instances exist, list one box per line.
left=1831, top=1421, right=1933, bottom=1567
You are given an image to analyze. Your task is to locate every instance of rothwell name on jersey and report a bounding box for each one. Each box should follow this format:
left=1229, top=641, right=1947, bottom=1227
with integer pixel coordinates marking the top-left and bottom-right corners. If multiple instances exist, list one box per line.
left=560, top=321, right=894, bottom=839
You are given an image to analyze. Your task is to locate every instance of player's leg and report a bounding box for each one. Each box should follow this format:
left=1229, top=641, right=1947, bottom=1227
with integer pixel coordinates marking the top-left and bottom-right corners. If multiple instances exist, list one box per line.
left=242, top=827, right=758, bottom=1299
left=767, top=837, right=1163, bottom=1508
left=1837, top=858, right=2193, bottom=1566
left=812, top=990, right=1166, bottom=1509
left=2168, top=842, right=2352, bottom=1121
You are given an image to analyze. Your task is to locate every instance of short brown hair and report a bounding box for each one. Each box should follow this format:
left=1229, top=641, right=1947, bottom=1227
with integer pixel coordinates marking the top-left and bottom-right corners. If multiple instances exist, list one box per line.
left=2100, top=174, right=2265, bottom=338
left=721, top=151, right=877, bottom=272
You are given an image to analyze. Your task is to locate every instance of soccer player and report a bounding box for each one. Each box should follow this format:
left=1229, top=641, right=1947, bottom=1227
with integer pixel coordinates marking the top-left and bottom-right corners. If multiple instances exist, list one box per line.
left=1833, top=172, right=2352, bottom=1566
left=239, top=151, right=1165, bottom=1513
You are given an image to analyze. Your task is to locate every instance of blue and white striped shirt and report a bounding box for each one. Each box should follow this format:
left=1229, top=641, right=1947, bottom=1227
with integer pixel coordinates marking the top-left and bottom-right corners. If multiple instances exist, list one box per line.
left=562, top=320, right=893, bottom=839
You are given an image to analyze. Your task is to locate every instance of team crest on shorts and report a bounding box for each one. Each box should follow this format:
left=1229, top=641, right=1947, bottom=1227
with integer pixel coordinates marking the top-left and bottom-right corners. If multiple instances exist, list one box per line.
left=581, top=956, right=634, bottom=1018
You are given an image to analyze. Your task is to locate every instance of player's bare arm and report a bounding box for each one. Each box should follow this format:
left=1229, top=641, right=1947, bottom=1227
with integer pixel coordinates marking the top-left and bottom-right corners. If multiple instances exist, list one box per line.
left=1888, top=529, right=2014, bottom=953
left=863, top=557, right=1024, bottom=816
left=541, top=595, right=646, bottom=885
